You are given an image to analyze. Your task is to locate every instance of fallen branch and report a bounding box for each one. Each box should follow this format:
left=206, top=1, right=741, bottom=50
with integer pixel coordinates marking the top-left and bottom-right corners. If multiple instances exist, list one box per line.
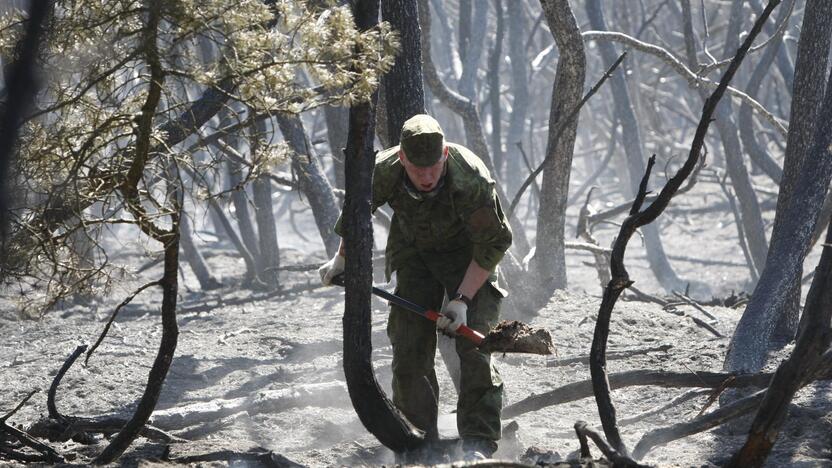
left=35, top=345, right=181, bottom=444
left=662, top=305, right=723, bottom=338
left=633, top=348, right=832, bottom=460
left=547, top=344, right=672, bottom=367
left=618, top=389, right=710, bottom=426
left=574, top=421, right=649, bottom=467
left=0, top=421, right=63, bottom=463
left=167, top=448, right=304, bottom=467
left=670, top=291, right=719, bottom=322
left=502, top=368, right=788, bottom=419
left=0, top=389, right=39, bottom=424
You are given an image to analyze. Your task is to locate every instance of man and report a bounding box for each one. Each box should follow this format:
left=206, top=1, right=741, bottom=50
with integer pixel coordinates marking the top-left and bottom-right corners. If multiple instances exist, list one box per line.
left=319, top=114, right=512, bottom=459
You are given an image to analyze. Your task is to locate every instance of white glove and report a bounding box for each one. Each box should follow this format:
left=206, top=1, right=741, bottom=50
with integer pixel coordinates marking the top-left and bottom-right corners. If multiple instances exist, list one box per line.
left=437, top=299, right=467, bottom=333
left=318, top=253, right=345, bottom=286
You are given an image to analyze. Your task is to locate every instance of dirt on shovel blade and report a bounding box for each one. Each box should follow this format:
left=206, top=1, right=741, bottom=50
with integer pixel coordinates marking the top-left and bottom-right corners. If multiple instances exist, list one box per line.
left=478, top=320, right=554, bottom=355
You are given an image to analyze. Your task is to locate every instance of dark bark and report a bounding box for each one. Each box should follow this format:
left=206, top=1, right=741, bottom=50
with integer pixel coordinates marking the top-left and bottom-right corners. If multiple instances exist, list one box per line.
left=275, top=113, right=340, bottom=256
left=585, top=4, right=778, bottom=454
left=585, top=0, right=688, bottom=295
left=95, top=209, right=180, bottom=464
left=729, top=216, right=832, bottom=467
left=767, top=0, right=832, bottom=344
left=342, top=0, right=424, bottom=453
left=574, top=421, right=649, bottom=468
left=0, top=0, right=52, bottom=245
left=458, top=0, right=471, bottom=64
left=726, top=0, right=832, bottom=373
left=503, top=366, right=782, bottom=419
left=529, top=0, right=586, bottom=293
left=381, top=0, right=425, bottom=144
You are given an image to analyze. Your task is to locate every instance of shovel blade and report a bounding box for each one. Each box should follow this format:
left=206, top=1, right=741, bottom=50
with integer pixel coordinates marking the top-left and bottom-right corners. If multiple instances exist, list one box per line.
left=478, top=320, right=555, bottom=355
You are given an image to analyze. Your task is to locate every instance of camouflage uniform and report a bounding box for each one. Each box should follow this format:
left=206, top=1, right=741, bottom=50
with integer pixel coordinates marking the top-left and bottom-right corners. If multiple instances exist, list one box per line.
left=336, top=127, right=512, bottom=446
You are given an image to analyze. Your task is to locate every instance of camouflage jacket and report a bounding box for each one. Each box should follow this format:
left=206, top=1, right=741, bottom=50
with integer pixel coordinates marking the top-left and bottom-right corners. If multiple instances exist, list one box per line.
left=336, top=142, right=512, bottom=281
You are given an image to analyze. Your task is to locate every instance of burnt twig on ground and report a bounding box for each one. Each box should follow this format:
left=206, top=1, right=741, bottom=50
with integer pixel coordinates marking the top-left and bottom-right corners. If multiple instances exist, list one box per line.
left=0, top=390, right=39, bottom=424
left=574, top=421, right=649, bottom=467
left=501, top=363, right=832, bottom=419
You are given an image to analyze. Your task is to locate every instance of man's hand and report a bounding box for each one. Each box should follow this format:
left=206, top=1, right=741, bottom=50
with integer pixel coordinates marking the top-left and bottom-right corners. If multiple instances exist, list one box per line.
left=437, top=300, right=467, bottom=334
left=318, top=253, right=345, bottom=285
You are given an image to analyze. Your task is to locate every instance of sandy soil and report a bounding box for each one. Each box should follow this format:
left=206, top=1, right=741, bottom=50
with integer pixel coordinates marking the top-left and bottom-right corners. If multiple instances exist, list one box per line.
left=1, top=192, right=831, bottom=467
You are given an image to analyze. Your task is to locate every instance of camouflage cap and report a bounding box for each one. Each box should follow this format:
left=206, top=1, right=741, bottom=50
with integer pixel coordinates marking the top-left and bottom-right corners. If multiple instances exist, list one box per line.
left=400, top=114, right=445, bottom=167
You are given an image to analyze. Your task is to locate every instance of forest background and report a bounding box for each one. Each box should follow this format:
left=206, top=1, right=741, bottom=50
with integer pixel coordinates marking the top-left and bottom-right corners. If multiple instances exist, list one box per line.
left=1, top=0, right=831, bottom=466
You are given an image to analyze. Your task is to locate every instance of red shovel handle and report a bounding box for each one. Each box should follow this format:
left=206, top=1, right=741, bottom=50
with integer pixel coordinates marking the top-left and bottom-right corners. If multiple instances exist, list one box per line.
left=332, top=274, right=485, bottom=346
left=425, top=310, right=484, bottom=345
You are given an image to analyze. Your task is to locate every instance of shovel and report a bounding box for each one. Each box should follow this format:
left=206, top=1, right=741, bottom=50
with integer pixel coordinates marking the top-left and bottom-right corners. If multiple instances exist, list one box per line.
left=331, top=275, right=554, bottom=355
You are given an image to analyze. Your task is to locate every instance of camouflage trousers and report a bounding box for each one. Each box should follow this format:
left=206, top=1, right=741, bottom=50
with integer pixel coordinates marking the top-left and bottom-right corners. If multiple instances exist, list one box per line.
left=387, top=248, right=503, bottom=443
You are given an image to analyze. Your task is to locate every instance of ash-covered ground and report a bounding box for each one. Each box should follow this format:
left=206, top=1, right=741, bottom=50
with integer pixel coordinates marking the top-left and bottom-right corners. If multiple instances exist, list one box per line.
left=2, top=192, right=830, bottom=467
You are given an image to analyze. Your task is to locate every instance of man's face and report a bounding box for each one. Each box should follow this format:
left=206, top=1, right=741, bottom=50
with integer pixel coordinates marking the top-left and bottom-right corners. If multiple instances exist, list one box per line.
left=399, top=146, right=449, bottom=192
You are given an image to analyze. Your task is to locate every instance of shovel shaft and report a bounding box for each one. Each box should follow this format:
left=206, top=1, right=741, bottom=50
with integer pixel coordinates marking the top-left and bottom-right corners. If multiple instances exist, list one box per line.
left=331, top=275, right=484, bottom=345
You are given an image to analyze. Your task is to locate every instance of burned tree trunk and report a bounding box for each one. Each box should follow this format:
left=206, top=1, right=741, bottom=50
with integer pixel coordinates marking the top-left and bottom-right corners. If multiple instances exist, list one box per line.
left=585, top=0, right=689, bottom=295
left=726, top=0, right=832, bottom=374
left=251, top=120, right=280, bottom=289
left=0, top=0, right=52, bottom=244
left=342, top=0, right=424, bottom=454
left=207, top=197, right=259, bottom=286
left=529, top=0, right=586, bottom=293
left=95, top=224, right=179, bottom=464
left=381, top=0, right=425, bottom=143
left=762, top=0, right=832, bottom=346
left=729, top=214, right=832, bottom=467
left=275, top=113, right=340, bottom=256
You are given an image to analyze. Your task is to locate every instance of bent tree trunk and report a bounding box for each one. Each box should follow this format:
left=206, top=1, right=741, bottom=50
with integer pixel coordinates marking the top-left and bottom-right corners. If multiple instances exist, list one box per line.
left=530, top=0, right=586, bottom=293
left=343, top=0, right=424, bottom=454
left=725, top=1, right=832, bottom=374
left=275, top=112, right=340, bottom=256
left=585, top=0, right=689, bottom=295
left=762, top=0, right=832, bottom=346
